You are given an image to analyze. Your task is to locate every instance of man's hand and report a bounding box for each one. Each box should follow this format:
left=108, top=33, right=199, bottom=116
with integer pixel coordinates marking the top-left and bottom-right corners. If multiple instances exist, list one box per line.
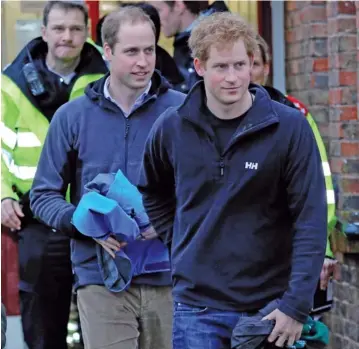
left=1, top=199, right=24, bottom=230
left=262, top=309, right=303, bottom=347
left=94, top=236, right=127, bottom=258
left=320, top=258, right=341, bottom=290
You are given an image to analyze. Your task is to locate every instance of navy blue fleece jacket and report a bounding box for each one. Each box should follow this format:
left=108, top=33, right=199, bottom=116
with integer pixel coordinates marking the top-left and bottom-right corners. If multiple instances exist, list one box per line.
left=138, top=82, right=327, bottom=323
left=30, top=71, right=185, bottom=288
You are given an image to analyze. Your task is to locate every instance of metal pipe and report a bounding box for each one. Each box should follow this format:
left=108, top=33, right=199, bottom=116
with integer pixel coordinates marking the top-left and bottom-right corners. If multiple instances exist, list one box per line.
left=271, top=0, right=286, bottom=93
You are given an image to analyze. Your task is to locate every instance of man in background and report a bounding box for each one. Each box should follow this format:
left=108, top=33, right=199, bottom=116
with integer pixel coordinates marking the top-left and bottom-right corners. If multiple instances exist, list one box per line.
left=151, top=0, right=228, bottom=92
left=1, top=1, right=107, bottom=348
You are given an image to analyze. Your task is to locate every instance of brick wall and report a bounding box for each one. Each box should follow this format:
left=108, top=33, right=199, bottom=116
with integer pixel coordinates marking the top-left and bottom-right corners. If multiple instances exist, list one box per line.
left=322, top=255, right=359, bottom=349
left=285, top=1, right=359, bottom=348
left=285, top=0, right=359, bottom=220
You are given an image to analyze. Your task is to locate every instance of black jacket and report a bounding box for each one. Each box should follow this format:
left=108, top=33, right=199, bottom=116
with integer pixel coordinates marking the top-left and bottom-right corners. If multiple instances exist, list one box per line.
left=156, top=45, right=185, bottom=90
left=173, top=1, right=229, bottom=93
left=263, top=85, right=296, bottom=109
left=138, top=82, right=327, bottom=323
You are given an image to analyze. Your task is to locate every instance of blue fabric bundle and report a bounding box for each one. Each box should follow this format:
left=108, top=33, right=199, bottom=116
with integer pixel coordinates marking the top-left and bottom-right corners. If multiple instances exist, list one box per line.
left=72, top=170, right=170, bottom=292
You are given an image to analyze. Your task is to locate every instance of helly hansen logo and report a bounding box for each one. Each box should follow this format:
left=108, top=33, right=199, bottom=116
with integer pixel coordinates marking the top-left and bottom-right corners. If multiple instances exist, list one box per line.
left=245, top=162, right=258, bottom=170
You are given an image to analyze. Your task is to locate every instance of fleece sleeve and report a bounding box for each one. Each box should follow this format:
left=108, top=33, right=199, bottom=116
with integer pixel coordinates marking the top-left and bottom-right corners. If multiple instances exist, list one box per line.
left=30, top=105, right=79, bottom=237
left=137, top=109, right=176, bottom=245
left=278, top=114, right=327, bottom=323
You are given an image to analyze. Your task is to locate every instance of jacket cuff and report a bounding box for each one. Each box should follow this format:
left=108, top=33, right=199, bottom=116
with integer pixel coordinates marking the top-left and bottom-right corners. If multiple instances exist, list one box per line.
left=278, top=295, right=310, bottom=324
left=59, top=208, right=77, bottom=236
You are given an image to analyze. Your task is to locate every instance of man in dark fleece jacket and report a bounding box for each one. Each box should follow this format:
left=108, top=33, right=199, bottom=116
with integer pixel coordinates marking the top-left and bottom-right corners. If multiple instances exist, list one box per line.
left=30, top=7, right=184, bottom=349
left=138, top=12, right=327, bottom=349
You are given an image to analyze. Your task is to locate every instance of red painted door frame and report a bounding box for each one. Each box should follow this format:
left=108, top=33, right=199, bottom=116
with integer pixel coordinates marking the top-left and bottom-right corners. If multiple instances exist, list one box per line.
left=86, top=0, right=100, bottom=41
left=1, top=228, right=20, bottom=315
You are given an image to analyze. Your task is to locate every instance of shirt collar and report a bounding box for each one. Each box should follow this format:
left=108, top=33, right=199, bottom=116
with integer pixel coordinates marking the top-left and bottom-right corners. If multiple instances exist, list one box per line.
left=104, top=76, right=152, bottom=117
left=46, top=62, right=77, bottom=85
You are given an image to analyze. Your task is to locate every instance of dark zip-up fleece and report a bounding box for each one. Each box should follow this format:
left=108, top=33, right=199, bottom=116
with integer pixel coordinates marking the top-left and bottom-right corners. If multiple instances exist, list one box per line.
left=30, top=71, right=185, bottom=289
left=173, top=1, right=229, bottom=93
left=138, top=82, right=327, bottom=323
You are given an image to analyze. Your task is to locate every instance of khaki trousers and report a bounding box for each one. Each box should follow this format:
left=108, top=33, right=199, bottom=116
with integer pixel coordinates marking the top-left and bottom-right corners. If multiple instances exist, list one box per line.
left=77, top=284, right=172, bottom=349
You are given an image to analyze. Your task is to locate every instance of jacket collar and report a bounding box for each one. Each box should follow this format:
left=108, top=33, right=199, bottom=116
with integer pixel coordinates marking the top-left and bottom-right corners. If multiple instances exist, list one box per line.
left=3, top=37, right=107, bottom=84
left=85, top=70, right=170, bottom=114
left=177, top=81, right=279, bottom=141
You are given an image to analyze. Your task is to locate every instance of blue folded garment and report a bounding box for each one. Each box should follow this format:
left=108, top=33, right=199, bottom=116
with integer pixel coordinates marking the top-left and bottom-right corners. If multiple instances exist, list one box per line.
left=72, top=191, right=140, bottom=242
left=106, top=170, right=151, bottom=231
left=72, top=170, right=170, bottom=292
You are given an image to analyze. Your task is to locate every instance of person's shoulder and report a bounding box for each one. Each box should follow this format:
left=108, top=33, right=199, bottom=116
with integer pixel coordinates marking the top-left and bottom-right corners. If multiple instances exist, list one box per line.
left=151, top=104, right=181, bottom=137
left=162, top=88, right=186, bottom=105
left=273, top=106, right=315, bottom=154
left=52, top=95, right=91, bottom=124
left=268, top=98, right=312, bottom=144
left=160, top=104, right=181, bottom=124
left=56, top=95, right=88, bottom=113
left=271, top=98, right=305, bottom=125
left=286, top=95, right=309, bottom=116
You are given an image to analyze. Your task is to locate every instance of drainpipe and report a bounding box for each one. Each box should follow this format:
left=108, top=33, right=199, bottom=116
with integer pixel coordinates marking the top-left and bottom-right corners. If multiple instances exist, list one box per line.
left=271, top=0, right=286, bottom=93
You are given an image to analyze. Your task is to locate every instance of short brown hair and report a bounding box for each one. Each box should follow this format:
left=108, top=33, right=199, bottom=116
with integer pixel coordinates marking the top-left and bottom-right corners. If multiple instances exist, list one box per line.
left=165, top=1, right=208, bottom=15
left=101, top=6, right=156, bottom=51
left=256, top=34, right=271, bottom=64
left=43, top=1, right=88, bottom=27
left=188, top=12, right=257, bottom=62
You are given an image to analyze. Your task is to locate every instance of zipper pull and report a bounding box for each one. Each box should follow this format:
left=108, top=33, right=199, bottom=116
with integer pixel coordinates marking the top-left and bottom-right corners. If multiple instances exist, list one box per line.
left=220, top=159, right=225, bottom=176
left=125, top=122, right=130, bottom=139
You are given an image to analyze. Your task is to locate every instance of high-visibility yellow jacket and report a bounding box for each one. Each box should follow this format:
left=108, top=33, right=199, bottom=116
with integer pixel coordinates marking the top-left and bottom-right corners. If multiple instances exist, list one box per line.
left=1, top=39, right=107, bottom=204
left=286, top=95, right=336, bottom=258
left=86, top=37, right=104, bottom=56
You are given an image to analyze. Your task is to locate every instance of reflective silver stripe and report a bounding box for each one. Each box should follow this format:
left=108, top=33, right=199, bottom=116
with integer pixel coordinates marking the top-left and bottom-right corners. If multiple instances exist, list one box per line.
left=17, top=132, right=41, bottom=147
left=1, top=150, right=36, bottom=180
left=322, top=162, right=331, bottom=176
left=0, top=122, right=17, bottom=149
left=1, top=122, right=42, bottom=148
left=10, top=164, right=37, bottom=180
left=327, top=190, right=335, bottom=205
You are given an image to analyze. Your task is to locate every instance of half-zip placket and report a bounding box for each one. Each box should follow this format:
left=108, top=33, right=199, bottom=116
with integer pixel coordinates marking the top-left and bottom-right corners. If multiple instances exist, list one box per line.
left=219, top=157, right=225, bottom=176
left=124, top=118, right=130, bottom=175
left=122, top=95, right=156, bottom=176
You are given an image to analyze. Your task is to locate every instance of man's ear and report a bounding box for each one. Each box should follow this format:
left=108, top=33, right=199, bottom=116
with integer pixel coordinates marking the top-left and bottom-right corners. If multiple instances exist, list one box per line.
left=41, top=25, right=48, bottom=42
left=263, top=63, right=270, bottom=80
left=194, top=57, right=206, bottom=77
left=248, top=54, right=254, bottom=69
left=103, top=42, right=113, bottom=62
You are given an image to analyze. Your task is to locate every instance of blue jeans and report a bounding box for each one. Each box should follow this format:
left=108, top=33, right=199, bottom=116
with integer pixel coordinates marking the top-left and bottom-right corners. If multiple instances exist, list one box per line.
left=173, top=302, right=251, bottom=349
